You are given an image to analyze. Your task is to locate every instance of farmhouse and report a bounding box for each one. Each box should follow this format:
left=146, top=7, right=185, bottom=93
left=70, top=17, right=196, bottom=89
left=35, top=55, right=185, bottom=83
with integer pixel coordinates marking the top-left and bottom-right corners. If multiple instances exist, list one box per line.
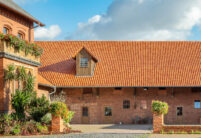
left=0, top=0, right=201, bottom=125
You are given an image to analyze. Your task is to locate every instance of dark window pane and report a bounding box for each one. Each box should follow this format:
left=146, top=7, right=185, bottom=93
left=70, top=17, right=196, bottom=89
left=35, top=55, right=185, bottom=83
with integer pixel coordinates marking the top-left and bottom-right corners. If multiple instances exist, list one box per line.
left=159, top=87, right=166, bottom=90
left=82, top=107, right=88, bottom=116
left=177, top=107, right=183, bottom=116
left=105, top=107, right=112, bottom=116
left=115, top=87, right=122, bottom=90
left=123, top=100, right=130, bottom=109
left=192, top=88, right=201, bottom=93
left=83, top=88, right=92, bottom=94
left=194, top=100, right=200, bottom=109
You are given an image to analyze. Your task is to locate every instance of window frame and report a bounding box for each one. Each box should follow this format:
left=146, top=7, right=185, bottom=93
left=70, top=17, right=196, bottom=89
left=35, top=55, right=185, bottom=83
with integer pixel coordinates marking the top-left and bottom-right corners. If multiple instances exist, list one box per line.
left=82, top=107, right=88, bottom=117
left=194, top=100, right=201, bottom=109
left=17, top=31, right=25, bottom=40
left=3, top=26, right=11, bottom=34
left=80, top=57, right=88, bottom=68
left=123, top=100, right=130, bottom=109
left=176, top=106, right=183, bottom=116
left=104, top=107, right=112, bottom=116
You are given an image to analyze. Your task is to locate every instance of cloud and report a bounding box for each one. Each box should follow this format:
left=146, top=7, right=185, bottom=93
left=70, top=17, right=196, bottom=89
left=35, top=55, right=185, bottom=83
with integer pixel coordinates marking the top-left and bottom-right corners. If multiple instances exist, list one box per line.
left=68, top=0, right=201, bottom=41
left=35, top=25, right=62, bottom=40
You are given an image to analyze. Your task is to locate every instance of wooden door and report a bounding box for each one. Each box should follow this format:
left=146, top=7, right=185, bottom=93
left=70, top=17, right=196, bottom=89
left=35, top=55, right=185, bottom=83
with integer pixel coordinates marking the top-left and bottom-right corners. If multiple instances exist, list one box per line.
left=104, top=107, right=113, bottom=124
left=82, top=107, right=89, bottom=124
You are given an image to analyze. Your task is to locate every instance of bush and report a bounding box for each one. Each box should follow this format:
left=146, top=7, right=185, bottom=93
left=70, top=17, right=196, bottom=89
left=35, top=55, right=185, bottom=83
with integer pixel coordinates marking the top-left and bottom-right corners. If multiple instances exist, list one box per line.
left=152, top=100, right=168, bottom=115
left=50, top=102, right=68, bottom=122
left=41, top=113, right=51, bottom=125
left=65, top=111, right=75, bottom=124
left=29, top=95, right=50, bottom=122
left=11, top=90, right=32, bottom=120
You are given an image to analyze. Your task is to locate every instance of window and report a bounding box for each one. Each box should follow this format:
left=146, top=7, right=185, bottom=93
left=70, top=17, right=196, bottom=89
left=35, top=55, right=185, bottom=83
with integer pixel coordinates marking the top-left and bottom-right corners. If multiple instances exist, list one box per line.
left=83, top=88, right=92, bottom=95
left=177, top=107, right=183, bottom=116
left=192, top=88, right=201, bottom=93
left=80, top=58, right=88, bottom=67
left=114, top=87, right=122, bottom=90
left=123, top=100, right=130, bottom=109
left=82, top=107, right=88, bottom=117
left=194, top=100, right=200, bottom=109
left=105, top=107, right=112, bottom=116
left=17, top=32, right=25, bottom=39
left=159, top=87, right=166, bottom=90
left=140, top=100, right=147, bottom=109
left=3, top=27, right=9, bottom=34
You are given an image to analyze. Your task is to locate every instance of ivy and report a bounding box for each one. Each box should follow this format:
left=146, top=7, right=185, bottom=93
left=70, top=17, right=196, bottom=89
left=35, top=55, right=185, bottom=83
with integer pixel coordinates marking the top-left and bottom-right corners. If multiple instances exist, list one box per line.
left=0, top=33, right=43, bottom=57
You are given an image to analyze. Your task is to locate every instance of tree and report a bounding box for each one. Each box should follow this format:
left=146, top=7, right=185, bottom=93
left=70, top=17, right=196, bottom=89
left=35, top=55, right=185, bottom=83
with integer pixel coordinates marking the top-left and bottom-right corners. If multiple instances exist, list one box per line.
left=4, top=64, right=15, bottom=93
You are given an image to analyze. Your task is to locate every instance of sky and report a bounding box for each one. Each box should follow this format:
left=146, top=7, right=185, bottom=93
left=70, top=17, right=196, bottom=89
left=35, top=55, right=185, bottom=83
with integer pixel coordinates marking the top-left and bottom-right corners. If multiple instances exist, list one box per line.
left=14, top=0, right=201, bottom=41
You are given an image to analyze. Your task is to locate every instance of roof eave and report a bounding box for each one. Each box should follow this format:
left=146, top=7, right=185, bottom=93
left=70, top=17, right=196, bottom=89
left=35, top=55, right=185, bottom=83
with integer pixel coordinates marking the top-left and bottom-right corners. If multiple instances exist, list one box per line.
left=0, top=2, right=45, bottom=27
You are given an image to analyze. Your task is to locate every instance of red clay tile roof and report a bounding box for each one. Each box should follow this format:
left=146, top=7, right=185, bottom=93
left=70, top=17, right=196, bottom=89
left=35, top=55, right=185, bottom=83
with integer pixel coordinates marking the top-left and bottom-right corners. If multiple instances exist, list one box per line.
left=35, top=41, right=201, bottom=87
left=38, top=74, right=54, bottom=86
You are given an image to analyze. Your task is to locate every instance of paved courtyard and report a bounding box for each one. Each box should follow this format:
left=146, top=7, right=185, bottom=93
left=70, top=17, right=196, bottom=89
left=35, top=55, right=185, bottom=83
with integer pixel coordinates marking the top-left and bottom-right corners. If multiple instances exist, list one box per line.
left=71, top=124, right=153, bottom=134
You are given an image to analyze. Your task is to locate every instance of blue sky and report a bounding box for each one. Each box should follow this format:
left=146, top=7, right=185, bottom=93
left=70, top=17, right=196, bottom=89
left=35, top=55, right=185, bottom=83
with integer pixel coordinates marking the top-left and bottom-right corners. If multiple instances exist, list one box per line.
left=15, top=0, right=201, bottom=41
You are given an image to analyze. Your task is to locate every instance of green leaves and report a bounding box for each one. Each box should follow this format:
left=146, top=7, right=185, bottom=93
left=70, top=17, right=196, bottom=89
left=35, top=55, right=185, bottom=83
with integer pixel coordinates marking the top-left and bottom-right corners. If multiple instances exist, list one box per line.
left=4, top=64, right=15, bottom=82
left=50, top=102, right=69, bottom=123
left=0, top=33, right=43, bottom=57
left=11, top=90, right=32, bottom=120
left=152, top=100, right=168, bottom=115
left=29, top=95, right=50, bottom=122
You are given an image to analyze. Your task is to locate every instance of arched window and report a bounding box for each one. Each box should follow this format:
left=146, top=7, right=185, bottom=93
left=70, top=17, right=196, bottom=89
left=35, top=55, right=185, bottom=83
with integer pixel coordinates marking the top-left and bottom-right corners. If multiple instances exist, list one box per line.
left=17, top=31, right=25, bottom=39
left=3, top=25, right=11, bottom=34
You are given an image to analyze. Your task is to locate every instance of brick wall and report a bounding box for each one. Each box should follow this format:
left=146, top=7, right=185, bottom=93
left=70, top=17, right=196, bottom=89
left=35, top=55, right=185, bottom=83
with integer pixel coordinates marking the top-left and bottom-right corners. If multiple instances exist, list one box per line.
left=64, top=87, right=201, bottom=124
left=153, top=113, right=201, bottom=133
left=38, top=86, right=51, bottom=98
left=0, top=6, right=34, bottom=42
left=0, top=58, right=38, bottom=112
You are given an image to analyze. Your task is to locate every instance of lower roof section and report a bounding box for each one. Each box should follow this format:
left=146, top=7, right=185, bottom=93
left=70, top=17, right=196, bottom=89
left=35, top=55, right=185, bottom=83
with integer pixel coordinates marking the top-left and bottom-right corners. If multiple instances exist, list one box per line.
left=36, top=41, right=201, bottom=87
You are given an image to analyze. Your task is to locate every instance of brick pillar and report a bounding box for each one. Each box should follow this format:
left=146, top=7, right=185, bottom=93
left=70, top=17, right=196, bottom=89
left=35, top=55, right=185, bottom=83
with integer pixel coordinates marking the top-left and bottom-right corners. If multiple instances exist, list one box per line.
left=51, top=115, right=64, bottom=133
left=153, top=112, right=163, bottom=133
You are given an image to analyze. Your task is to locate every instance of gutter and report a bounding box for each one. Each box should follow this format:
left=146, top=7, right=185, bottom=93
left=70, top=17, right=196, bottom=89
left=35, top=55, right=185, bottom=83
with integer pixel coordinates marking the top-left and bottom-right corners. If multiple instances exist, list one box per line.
left=38, top=83, right=56, bottom=101
left=49, top=86, right=56, bottom=101
left=56, top=85, right=201, bottom=88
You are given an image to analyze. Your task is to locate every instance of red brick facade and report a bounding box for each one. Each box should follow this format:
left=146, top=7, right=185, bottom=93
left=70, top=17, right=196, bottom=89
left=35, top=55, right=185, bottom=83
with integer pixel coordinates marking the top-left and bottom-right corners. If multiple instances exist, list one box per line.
left=0, top=6, right=34, bottom=42
left=64, top=87, right=201, bottom=124
left=153, top=113, right=201, bottom=133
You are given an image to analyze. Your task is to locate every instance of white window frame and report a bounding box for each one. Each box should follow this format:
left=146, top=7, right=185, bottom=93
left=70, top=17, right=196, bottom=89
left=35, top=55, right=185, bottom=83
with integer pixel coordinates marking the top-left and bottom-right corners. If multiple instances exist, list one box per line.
left=80, top=58, right=88, bottom=67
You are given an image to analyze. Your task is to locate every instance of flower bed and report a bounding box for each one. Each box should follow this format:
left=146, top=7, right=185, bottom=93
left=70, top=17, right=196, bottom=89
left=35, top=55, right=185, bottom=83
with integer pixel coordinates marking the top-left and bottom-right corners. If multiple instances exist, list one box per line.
left=0, top=33, right=43, bottom=63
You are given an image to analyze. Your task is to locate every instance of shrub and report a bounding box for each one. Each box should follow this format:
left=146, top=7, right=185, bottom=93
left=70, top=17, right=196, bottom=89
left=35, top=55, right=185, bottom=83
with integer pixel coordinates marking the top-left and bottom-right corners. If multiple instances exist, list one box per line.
left=11, top=90, right=32, bottom=120
left=41, top=113, right=51, bottom=125
left=65, top=111, right=75, bottom=124
left=50, top=102, right=68, bottom=122
left=152, top=100, right=168, bottom=115
left=29, top=95, right=50, bottom=122
left=11, top=124, right=21, bottom=135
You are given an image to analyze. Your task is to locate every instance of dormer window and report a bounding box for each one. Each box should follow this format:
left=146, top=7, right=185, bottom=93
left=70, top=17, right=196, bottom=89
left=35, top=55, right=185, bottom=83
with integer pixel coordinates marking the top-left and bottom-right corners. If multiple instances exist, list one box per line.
left=73, top=47, right=98, bottom=76
left=80, top=58, right=88, bottom=67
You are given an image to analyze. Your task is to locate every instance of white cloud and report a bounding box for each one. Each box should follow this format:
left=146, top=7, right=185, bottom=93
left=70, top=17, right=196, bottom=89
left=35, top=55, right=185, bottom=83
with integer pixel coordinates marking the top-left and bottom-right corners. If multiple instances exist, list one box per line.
left=68, top=0, right=201, bottom=41
left=35, top=25, right=61, bottom=40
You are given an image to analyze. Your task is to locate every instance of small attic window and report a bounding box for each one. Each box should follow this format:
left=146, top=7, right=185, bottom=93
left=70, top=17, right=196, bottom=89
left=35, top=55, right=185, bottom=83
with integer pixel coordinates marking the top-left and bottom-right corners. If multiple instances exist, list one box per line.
left=80, top=58, right=88, bottom=67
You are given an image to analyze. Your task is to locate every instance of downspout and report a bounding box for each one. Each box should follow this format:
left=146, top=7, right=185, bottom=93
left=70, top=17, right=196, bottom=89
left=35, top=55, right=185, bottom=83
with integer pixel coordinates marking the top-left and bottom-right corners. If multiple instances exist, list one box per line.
left=49, top=86, right=57, bottom=101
